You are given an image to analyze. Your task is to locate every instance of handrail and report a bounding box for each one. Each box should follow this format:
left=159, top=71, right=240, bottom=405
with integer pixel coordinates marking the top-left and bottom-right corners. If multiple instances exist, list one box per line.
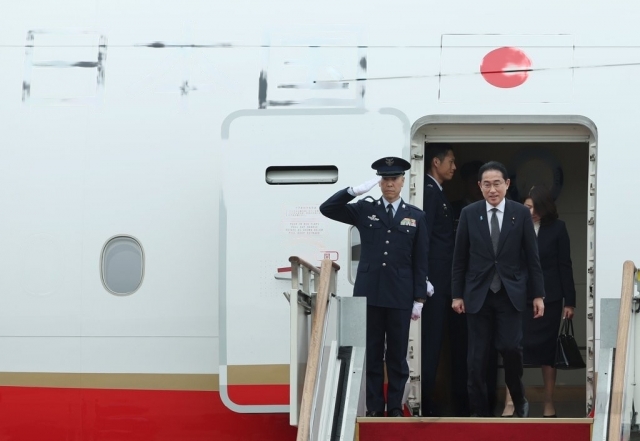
left=296, top=259, right=335, bottom=441
left=607, top=260, right=636, bottom=440
left=289, top=255, right=341, bottom=274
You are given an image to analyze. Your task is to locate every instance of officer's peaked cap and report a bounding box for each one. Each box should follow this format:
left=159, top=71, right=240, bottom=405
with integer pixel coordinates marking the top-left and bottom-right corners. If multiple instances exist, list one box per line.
left=371, top=157, right=411, bottom=177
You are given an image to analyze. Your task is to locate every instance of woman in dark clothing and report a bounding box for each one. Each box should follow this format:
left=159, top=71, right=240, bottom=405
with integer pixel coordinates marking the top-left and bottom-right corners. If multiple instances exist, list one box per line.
left=502, top=185, right=576, bottom=417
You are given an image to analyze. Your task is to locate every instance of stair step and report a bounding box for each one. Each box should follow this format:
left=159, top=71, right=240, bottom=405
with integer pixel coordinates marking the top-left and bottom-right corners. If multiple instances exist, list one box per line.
left=357, top=417, right=593, bottom=441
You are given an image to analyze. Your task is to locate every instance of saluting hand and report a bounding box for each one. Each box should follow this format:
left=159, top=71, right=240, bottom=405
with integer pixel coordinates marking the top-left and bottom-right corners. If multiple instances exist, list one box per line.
left=351, top=176, right=382, bottom=196
left=452, top=298, right=465, bottom=314
left=533, top=297, right=545, bottom=319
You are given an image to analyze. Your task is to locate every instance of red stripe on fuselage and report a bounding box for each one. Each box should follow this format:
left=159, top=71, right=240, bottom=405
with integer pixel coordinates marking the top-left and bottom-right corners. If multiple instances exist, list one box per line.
left=227, top=384, right=289, bottom=405
left=0, top=386, right=297, bottom=441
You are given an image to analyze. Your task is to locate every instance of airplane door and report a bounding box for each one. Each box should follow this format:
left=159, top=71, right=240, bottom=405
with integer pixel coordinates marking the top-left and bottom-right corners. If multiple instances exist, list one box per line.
left=219, top=108, right=409, bottom=412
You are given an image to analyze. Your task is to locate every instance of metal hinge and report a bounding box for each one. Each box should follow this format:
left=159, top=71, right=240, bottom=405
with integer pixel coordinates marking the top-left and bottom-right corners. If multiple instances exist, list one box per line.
left=631, top=402, right=639, bottom=432
left=298, top=290, right=314, bottom=314
left=282, top=290, right=315, bottom=314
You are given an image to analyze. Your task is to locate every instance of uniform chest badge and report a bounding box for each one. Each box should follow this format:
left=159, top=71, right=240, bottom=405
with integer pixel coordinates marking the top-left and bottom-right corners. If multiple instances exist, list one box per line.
left=401, top=218, right=417, bottom=227
left=368, top=215, right=380, bottom=221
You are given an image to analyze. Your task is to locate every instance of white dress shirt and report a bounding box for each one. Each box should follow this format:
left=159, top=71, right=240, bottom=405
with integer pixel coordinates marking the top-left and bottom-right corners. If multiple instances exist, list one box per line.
left=486, top=198, right=506, bottom=234
left=384, top=197, right=402, bottom=217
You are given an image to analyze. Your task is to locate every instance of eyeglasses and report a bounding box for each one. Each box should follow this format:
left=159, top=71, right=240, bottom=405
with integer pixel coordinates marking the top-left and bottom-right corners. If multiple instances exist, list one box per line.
left=480, top=181, right=506, bottom=190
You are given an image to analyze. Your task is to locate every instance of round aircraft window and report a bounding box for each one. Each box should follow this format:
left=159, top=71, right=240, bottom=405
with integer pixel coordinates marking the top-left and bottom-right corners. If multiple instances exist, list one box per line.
left=101, top=235, right=145, bottom=295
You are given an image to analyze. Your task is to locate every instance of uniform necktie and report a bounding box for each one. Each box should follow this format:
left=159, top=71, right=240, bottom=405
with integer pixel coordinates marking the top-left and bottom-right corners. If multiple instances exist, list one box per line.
left=387, top=204, right=394, bottom=224
left=490, top=208, right=502, bottom=292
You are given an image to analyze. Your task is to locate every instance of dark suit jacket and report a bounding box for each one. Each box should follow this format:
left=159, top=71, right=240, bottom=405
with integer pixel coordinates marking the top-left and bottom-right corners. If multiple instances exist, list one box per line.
left=451, top=199, right=545, bottom=314
left=537, top=219, right=576, bottom=306
left=423, top=175, right=455, bottom=265
left=320, top=188, right=429, bottom=309
left=423, top=175, right=455, bottom=302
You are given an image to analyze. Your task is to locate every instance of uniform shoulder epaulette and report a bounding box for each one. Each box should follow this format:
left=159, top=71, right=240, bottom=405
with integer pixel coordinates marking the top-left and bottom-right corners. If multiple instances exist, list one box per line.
left=403, top=202, right=421, bottom=211
left=362, top=196, right=376, bottom=203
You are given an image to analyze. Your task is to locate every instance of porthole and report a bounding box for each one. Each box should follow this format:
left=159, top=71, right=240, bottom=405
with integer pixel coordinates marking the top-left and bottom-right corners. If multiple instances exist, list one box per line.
left=101, top=235, right=145, bottom=295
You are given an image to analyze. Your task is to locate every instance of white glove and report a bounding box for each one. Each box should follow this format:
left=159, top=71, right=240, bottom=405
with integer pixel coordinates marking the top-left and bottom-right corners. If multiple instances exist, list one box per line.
left=351, top=176, right=382, bottom=196
left=427, top=281, right=434, bottom=297
left=411, top=302, right=423, bottom=321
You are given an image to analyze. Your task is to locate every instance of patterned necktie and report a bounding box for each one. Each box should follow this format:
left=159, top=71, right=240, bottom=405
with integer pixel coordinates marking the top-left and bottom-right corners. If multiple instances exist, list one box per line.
left=387, top=204, right=394, bottom=224
left=490, top=208, right=502, bottom=292
left=490, top=208, right=500, bottom=253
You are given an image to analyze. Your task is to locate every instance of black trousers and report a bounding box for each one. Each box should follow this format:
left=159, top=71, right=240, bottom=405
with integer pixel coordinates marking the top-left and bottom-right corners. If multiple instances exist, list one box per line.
left=466, top=287, right=525, bottom=417
left=366, top=305, right=411, bottom=413
left=421, top=261, right=469, bottom=416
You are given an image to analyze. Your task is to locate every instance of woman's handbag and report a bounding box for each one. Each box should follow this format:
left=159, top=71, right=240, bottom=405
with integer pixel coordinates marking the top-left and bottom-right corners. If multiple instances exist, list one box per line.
left=555, top=318, right=586, bottom=370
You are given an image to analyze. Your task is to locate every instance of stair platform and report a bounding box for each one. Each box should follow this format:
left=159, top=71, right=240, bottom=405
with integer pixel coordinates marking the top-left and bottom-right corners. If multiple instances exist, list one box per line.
left=356, top=416, right=593, bottom=441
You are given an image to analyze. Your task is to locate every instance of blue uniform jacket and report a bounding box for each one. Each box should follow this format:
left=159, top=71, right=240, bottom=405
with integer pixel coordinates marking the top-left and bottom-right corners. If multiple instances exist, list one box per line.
left=320, top=188, right=429, bottom=309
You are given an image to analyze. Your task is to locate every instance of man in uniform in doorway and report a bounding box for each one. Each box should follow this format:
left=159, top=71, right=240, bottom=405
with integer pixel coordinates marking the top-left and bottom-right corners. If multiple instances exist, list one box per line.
left=320, top=157, right=429, bottom=417
left=420, top=143, right=468, bottom=416
left=451, top=161, right=545, bottom=418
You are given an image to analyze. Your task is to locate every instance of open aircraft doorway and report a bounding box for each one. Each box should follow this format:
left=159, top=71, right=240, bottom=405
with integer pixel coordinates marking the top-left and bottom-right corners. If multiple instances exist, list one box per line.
left=408, top=116, right=595, bottom=418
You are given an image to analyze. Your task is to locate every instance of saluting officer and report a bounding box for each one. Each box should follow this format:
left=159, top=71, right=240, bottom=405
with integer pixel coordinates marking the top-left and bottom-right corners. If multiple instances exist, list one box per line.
left=320, top=157, right=429, bottom=417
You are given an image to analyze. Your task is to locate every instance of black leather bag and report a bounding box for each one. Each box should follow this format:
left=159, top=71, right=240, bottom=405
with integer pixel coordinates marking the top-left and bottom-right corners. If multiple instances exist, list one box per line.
left=555, top=319, right=586, bottom=370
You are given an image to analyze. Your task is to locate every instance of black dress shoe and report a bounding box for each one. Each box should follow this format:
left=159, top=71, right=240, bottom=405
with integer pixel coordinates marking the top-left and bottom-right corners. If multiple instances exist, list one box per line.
left=514, top=399, right=529, bottom=418
left=388, top=408, right=404, bottom=417
left=366, top=411, right=384, bottom=417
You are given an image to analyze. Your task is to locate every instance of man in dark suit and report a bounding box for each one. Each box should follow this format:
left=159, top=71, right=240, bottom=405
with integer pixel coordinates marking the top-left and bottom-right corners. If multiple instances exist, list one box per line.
left=451, top=161, right=545, bottom=418
left=320, top=157, right=429, bottom=417
left=452, top=160, right=500, bottom=416
left=420, top=143, right=465, bottom=416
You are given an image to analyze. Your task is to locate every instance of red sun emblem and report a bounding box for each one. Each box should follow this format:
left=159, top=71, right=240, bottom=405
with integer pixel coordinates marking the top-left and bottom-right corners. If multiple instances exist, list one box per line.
left=480, top=47, right=531, bottom=88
